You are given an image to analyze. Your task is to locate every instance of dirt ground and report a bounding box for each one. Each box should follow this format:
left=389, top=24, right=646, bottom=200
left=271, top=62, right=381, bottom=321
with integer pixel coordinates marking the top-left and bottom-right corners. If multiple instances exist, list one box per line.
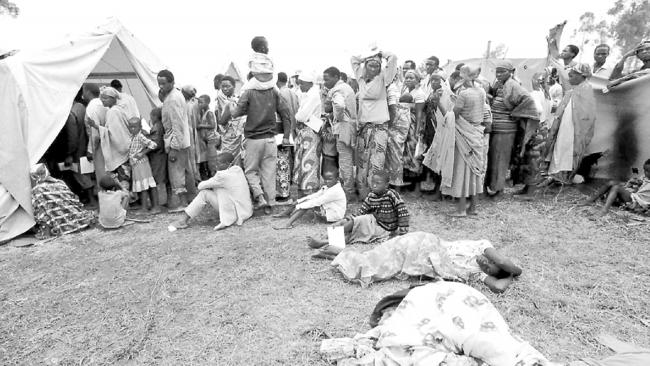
left=1, top=185, right=649, bottom=365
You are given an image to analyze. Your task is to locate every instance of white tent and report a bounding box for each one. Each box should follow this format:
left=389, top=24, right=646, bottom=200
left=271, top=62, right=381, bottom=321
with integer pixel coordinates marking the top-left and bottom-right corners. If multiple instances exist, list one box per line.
left=0, top=17, right=165, bottom=242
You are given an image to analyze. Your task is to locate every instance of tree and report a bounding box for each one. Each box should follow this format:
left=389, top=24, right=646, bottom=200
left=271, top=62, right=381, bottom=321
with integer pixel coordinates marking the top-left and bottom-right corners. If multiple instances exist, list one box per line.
left=608, top=0, right=650, bottom=51
left=573, top=12, right=610, bottom=48
left=576, top=0, right=650, bottom=52
left=483, top=43, right=508, bottom=59
left=0, top=0, right=19, bottom=17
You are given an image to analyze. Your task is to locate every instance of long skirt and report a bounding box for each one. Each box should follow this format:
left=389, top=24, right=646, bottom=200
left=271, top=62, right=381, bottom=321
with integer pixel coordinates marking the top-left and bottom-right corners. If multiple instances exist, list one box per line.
left=293, top=126, right=322, bottom=194
left=486, top=132, right=516, bottom=193
left=403, top=109, right=422, bottom=179
left=276, top=145, right=293, bottom=199
left=386, top=105, right=410, bottom=187
left=441, top=145, right=485, bottom=198
left=356, top=122, right=389, bottom=197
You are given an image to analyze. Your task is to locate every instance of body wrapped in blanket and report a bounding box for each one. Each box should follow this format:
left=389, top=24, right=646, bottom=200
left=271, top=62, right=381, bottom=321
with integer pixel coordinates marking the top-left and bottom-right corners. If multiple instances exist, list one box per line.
left=330, top=231, right=521, bottom=291
left=320, top=281, right=558, bottom=366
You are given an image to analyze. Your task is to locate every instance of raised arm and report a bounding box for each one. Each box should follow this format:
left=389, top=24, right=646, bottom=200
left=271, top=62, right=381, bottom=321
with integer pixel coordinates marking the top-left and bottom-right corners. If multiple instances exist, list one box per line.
left=382, top=51, right=398, bottom=86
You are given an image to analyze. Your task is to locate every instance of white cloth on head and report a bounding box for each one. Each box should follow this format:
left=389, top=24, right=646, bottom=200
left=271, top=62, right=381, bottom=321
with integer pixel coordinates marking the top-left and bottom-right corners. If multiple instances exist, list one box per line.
left=298, top=70, right=317, bottom=83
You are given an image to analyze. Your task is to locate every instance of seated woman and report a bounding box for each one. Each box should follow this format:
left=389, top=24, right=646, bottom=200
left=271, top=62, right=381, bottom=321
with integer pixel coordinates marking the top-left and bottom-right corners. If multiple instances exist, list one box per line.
left=580, top=158, right=650, bottom=216
left=319, top=231, right=522, bottom=293
left=30, top=164, right=94, bottom=239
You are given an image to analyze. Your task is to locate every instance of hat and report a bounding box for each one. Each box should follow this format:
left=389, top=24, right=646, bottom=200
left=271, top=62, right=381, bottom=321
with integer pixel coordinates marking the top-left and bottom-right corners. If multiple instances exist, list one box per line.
left=495, top=59, right=515, bottom=71
left=298, top=70, right=316, bottom=83
left=100, top=86, right=120, bottom=99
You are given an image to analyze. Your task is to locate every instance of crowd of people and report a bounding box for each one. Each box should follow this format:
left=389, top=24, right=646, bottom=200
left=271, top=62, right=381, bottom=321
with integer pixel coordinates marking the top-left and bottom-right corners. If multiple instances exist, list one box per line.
left=30, top=36, right=650, bottom=241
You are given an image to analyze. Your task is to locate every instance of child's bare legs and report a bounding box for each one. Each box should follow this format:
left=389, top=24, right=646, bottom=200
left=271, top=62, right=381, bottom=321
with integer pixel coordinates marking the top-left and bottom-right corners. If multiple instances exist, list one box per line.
left=307, top=218, right=354, bottom=248
left=599, top=184, right=632, bottom=216
left=149, top=187, right=162, bottom=214
left=580, top=180, right=620, bottom=205
left=467, top=195, right=477, bottom=215
left=138, top=191, right=150, bottom=211
left=449, top=196, right=468, bottom=217
left=273, top=208, right=307, bottom=229
left=272, top=204, right=296, bottom=218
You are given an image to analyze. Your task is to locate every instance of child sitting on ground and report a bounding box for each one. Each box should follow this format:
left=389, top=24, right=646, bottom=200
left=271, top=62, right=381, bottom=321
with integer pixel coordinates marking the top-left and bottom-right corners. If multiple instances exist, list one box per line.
left=273, top=170, right=347, bottom=229
left=98, top=175, right=130, bottom=229
left=128, top=119, right=161, bottom=214
left=308, top=170, right=409, bottom=249
left=197, top=94, right=219, bottom=179
left=581, top=159, right=650, bottom=216
left=244, top=36, right=276, bottom=91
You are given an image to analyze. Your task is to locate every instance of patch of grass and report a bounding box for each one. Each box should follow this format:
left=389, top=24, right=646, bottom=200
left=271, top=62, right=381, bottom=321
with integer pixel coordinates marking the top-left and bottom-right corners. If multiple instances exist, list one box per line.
left=0, top=186, right=648, bottom=364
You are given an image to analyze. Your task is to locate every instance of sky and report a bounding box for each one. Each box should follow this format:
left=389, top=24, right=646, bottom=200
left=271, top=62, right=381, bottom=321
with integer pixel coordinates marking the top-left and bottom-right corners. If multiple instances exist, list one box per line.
left=1, top=0, right=616, bottom=94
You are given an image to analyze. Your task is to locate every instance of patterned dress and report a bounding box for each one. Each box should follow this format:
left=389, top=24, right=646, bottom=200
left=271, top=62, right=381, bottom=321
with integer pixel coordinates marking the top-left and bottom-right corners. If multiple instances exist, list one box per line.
left=31, top=177, right=94, bottom=238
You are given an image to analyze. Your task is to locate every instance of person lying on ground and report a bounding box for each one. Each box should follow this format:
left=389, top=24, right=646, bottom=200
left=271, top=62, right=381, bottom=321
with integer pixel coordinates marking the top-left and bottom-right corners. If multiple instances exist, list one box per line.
left=323, top=282, right=554, bottom=366
left=307, top=170, right=409, bottom=249
left=320, top=231, right=522, bottom=292
left=168, top=152, right=253, bottom=231
left=273, top=170, right=347, bottom=229
left=97, top=175, right=130, bottom=229
left=580, top=159, right=650, bottom=217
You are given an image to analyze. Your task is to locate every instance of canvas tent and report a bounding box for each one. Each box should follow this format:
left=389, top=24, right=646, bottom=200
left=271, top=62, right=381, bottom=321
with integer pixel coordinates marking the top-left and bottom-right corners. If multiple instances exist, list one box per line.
left=0, top=17, right=165, bottom=242
left=222, top=61, right=245, bottom=94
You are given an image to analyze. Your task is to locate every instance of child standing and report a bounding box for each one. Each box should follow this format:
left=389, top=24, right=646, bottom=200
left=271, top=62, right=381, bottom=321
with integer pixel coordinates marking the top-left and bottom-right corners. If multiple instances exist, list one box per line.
left=98, top=175, right=130, bottom=229
left=308, top=170, right=410, bottom=249
left=581, top=159, right=650, bottom=216
left=273, top=170, right=347, bottom=229
left=197, top=94, right=219, bottom=178
left=128, top=119, right=161, bottom=214
left=147, top=108, right=168, bottom=205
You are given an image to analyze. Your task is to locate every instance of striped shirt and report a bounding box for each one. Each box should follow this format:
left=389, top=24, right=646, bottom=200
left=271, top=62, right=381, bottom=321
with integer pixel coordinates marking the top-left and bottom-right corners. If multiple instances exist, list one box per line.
left=353, top=188, right=409, bottom=231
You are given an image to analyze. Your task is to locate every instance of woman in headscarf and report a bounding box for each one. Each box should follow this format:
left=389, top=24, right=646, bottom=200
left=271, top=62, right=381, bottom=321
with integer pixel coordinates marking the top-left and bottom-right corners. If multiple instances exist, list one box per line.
left=443, top=65, right=490, bottom=216
left=486, top=60, right=539, bottom=196
left=543, top=63, right=597, bottom=183
left=30, top=164, right=94, bottom=239
left=215, top=76, right=246, bottom=167
left=293, top=71, right=323, bottom=196
left=351, top=47, right=398, bottom=198
left=400, top=69, right=427, bottom=187
left=87, top=87, right=134, bottom=191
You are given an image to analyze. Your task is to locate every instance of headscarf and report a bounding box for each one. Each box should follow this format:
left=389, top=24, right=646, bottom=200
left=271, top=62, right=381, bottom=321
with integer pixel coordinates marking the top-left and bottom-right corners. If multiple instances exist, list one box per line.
left=298, top=70, right=317, bottom=83
left=404, top=69, right=421, bottom=82
left=569, top=63, right=592, bottom=78
left=30, top=164, right=50, bottom=184
left=495, top=60, right=515, bottom=71
left=100, top=86, right=120, bottom=100
left=460, top=64, right=480, bottom=82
